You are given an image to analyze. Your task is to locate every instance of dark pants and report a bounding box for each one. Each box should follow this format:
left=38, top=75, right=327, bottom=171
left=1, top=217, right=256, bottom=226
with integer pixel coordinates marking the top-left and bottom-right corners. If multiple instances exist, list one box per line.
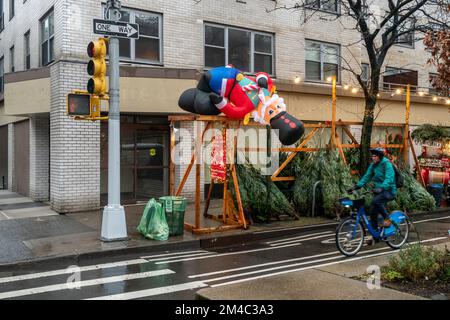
left=370, top=191, right=395, bottom=230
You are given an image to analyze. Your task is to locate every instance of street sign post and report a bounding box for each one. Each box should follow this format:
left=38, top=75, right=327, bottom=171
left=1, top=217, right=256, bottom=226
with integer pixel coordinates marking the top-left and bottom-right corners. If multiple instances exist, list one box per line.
left=93, top=19, right=139, bottom=39
left=100, top=0, right=128, bottom=242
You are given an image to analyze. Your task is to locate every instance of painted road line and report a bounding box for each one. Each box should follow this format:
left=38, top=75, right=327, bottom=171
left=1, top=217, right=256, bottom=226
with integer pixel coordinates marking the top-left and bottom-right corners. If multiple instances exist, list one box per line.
left=0, top=210, right=9, bottom=219
left=269, top=233, right=338, bottom=246
left=265, top=230, right=333, bottom=244
left=209, top=237, right=448, bottom=288
left=86, top=281, right=208, bottom=300
left=253, top=222, right=338, bottom=234
left=413, top=216, right=450, bottom=224
left=189, top=250, right=341, bottom=279
left=141, top=250, right=210, bottom=259
left=146, top=252, right=217, bottom=262
left=0, top=259, right=149, bottom=284
left=155, top=243, right=303, bottom=264
left=0, top=269, right=175, bottom=300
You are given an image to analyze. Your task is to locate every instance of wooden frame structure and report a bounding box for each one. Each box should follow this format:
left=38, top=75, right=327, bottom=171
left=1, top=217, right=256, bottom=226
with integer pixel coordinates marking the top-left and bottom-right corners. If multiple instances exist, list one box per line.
left=169, top=115, right=248, bottom=234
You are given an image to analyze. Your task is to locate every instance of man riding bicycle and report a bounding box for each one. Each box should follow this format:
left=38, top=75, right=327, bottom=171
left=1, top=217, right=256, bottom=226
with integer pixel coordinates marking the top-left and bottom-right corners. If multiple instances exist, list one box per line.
left=348, top=148, right=397, bottom=242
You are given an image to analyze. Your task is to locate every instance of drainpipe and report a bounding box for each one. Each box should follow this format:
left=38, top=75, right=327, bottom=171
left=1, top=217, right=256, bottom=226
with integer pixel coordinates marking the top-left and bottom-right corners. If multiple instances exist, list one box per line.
left=311, top=180, right=321, bottom=217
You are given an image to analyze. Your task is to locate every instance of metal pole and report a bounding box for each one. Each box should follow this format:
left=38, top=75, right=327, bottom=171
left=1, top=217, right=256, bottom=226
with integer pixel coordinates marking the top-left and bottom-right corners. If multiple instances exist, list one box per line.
left=331, top=75, right=337, bottom=149
left=101, top=0, right=128, bottom=241
left=403, top=84, right=410, bottom=168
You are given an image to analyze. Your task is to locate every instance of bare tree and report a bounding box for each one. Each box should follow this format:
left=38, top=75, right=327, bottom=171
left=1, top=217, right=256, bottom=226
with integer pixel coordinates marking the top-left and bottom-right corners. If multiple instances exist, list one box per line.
left=265, top=0, right=449, bottom=172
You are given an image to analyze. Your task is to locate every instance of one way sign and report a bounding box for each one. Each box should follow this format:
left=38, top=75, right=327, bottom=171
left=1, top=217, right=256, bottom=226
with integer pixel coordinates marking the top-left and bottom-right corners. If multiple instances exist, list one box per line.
left=93, top=19, right=139, bottom=39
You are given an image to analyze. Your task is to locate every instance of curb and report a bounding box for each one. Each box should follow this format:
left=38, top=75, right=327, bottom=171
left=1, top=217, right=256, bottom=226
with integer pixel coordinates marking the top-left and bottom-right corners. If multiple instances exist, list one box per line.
left=0, top=208, right=448, bottom=272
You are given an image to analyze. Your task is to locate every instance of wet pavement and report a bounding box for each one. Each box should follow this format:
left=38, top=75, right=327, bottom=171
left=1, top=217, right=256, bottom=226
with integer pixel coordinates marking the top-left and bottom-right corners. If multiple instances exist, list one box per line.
left=0, top=210, right=448, bottom=300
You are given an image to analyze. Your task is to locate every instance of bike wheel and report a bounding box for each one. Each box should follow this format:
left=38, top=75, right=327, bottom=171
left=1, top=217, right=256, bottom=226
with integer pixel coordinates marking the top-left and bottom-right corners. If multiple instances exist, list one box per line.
left=386, top=217, right=410, bottom=249
left=336, top=217, right=364, bottom=256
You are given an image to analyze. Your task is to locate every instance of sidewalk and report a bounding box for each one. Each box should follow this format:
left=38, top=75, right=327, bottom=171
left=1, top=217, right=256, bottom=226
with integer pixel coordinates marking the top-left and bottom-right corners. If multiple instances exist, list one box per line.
left=196, top=241, right=450, bottom=300
left=0, top=190, right=332, bottom=269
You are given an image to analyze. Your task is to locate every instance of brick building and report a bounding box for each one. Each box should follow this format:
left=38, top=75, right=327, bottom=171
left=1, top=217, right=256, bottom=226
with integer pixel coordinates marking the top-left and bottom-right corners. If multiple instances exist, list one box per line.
left=0, top=0, right=448, bottom=213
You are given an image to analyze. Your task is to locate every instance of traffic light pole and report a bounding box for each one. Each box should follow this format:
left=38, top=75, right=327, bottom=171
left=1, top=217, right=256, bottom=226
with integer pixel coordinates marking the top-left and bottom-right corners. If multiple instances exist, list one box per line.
left=101, top=0, right=128, bottom=241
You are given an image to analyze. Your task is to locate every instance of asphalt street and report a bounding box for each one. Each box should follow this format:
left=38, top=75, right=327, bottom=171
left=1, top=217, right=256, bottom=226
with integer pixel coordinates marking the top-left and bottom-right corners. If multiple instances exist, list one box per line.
left=0, top=210, right=448, bottom=300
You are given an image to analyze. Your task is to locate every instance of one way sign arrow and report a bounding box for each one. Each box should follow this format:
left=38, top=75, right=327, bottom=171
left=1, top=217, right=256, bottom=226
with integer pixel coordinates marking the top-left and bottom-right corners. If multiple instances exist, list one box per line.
left=93, top=19, right=140, bottom=39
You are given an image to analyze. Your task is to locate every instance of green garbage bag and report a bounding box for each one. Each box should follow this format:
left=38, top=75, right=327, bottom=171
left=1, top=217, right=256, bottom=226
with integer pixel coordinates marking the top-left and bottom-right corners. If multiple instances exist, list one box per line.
left=137, top=198, right=169, bottom=241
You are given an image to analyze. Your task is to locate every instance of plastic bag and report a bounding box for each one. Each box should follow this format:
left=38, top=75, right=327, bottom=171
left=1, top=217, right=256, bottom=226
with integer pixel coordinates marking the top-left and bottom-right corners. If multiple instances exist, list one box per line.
left=137, top=198, right=169, bottom=241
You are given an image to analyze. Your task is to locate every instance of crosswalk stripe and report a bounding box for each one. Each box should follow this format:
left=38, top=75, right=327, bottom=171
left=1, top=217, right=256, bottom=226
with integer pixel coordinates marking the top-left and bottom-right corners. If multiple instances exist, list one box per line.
left=0, top=259, right=149, bottom=284
left=155, top=243, right=302, bottom=264
left=86, top=281, right=208, bottom=300
left=146, top=252, right=217, bottom=262
left=269, top=233, right=336, bottom=246
left=0, top=269, right=174, bottom=300
left=141, top=250, right=210, bottom=259
left=208, top=237, right=448, bottom=287
left=265, top=230, right=333, bottom=244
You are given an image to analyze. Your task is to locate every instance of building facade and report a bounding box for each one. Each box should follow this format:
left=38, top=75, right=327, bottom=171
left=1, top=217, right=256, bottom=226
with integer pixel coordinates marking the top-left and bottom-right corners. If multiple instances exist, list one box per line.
left=0, top=0, right=448, bottom=213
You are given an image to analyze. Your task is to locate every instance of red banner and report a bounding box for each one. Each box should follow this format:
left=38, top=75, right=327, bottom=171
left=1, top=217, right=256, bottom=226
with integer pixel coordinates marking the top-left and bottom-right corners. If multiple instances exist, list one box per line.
left=211, top=134, right=227, bottom=182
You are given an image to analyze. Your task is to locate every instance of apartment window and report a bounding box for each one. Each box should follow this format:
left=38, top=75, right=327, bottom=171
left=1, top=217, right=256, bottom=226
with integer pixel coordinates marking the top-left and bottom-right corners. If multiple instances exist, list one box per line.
left=204, top=24, right=273, bottom=74
left=0, top=56, right=4, bottom=93
left=393, top=18, right=415, bottom=48
left=383, top=67, right=418, bottom=92
left=361, top=63, right=370, bottom=86
left=9, top=46, right=14, bottom=72
left=40, top=10, right=54, bottom=66
left=305, top=0, right=339, bottom=13
left=0, top=0, right=4, bottom=32
left=24, top=30, right=30, bottom=69
left=103, top=7, right=162, bottom=63
left=9, top=0, right=13, bottom=20
left=305, top=40, right=340, bottom=82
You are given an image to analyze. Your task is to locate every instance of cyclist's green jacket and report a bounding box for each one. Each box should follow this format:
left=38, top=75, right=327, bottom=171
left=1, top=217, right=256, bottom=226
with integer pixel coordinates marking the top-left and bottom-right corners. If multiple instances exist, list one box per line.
left=356, top=157, right=397, bottom=196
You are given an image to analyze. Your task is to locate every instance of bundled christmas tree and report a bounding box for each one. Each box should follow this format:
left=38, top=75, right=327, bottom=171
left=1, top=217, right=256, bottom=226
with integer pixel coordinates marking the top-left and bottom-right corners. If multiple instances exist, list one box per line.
left=230, top=164, right=298, bottom=223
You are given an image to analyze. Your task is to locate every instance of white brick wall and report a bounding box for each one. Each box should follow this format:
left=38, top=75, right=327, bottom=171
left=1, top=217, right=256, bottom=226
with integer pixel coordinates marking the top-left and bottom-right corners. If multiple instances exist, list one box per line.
left=49, top=61, right=100, bottom=213
left=29, top=116, right=50, bottom=201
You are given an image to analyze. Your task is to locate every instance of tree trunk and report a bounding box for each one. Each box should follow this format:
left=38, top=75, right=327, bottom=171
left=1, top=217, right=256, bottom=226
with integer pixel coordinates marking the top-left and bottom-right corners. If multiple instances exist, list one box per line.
left=359, top=94, right=377, bottom=173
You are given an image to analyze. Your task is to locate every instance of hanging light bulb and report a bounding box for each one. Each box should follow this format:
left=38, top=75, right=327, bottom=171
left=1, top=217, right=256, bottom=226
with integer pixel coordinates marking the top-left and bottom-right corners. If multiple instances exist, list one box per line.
left=446, top=99, right=450, bottom=105
left=351, top=88, right=358, bottom=94
left=343, top=85, right=349, bottom=90
left=326, top=76, right=333, bottom=82
left=433, top=96, right=438, bottom=101
left=396, top=88, right=402, bottom=95
left=294, top=76, right=301, bottom=84
left=418, top=91, right=425, bottom=96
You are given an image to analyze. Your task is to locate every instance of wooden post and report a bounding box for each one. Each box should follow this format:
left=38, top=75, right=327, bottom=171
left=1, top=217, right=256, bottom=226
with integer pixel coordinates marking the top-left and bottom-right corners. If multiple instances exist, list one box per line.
left=409, top=134, right=426, bottom=188
left=403, top=84, right=410, bottom=167
left=331, top=75, right=337, bottom=149
left=195, top=121, right=202, bottom=229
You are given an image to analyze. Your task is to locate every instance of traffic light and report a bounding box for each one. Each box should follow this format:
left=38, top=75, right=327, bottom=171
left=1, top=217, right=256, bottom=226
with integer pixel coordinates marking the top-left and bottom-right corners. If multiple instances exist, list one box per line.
left=87, top=38, right=107, bottom=96
left=67, top=92, right=92, bottom=117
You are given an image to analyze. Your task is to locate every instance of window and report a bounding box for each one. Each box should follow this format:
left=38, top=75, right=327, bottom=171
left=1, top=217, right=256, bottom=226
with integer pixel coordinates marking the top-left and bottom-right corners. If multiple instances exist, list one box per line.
left=393, top=18, right=415, bottom=47
left=361, top=63, right=370, bottom=86
left=0, top=0, right=4, bottom=32
left=305, top=40, right=340, bottom=82
left=9, top=46, right=14, bottom=72
left=305, top=0, right=339, bottom=13
left=9, top=0, right=13, bottom=20
left=24, top=30, right=30, bottom=69
left=0, top=56, right=4, bottom=93
left=104, top=7, right=162, bottom=63
left=204, top=24, right=273, bottom=74
left=40, top=10, right=54, bottom=66
left=383, top=67, right=418, bottom=92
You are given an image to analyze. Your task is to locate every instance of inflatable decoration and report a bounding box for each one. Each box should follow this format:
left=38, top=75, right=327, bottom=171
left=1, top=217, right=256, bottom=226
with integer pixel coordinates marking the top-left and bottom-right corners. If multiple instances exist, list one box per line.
left=178, top=66, right=305, bottom=145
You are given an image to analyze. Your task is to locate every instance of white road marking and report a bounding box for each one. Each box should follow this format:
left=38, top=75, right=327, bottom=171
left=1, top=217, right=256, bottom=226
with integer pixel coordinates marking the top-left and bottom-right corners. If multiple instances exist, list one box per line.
left=155, top=243, right=303, bottom=264
left=0, top=210, right=9, bottom=219
left=269, top=233, right=337, bottom=246
left=146, top=252, right=217, bottom=262
left=413, top=216, right=450, bottom=224
left=0, top=269, right=175, bottom=300
left=141, top=250, right=210, bottom=259
left=209, top=237, right=448, bottom=288
left=254, top=222, right=338, bottom=234
left=86, top=281, right=208, bottom=300
left=0, top=259, right=149, bottom=284
left=265, top=230, right=333, bottom=244
left=189, top=251, right=340, bottom=278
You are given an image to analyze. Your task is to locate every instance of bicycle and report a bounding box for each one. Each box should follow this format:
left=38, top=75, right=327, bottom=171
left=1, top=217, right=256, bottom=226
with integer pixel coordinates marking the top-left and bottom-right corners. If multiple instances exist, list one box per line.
left=335, top=191, right=410, bottom=256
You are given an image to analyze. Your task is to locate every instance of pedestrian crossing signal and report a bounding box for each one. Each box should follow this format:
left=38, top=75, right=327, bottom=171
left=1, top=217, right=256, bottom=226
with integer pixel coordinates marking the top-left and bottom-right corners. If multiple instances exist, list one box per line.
left=67, top=93, right=91, bottom=116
